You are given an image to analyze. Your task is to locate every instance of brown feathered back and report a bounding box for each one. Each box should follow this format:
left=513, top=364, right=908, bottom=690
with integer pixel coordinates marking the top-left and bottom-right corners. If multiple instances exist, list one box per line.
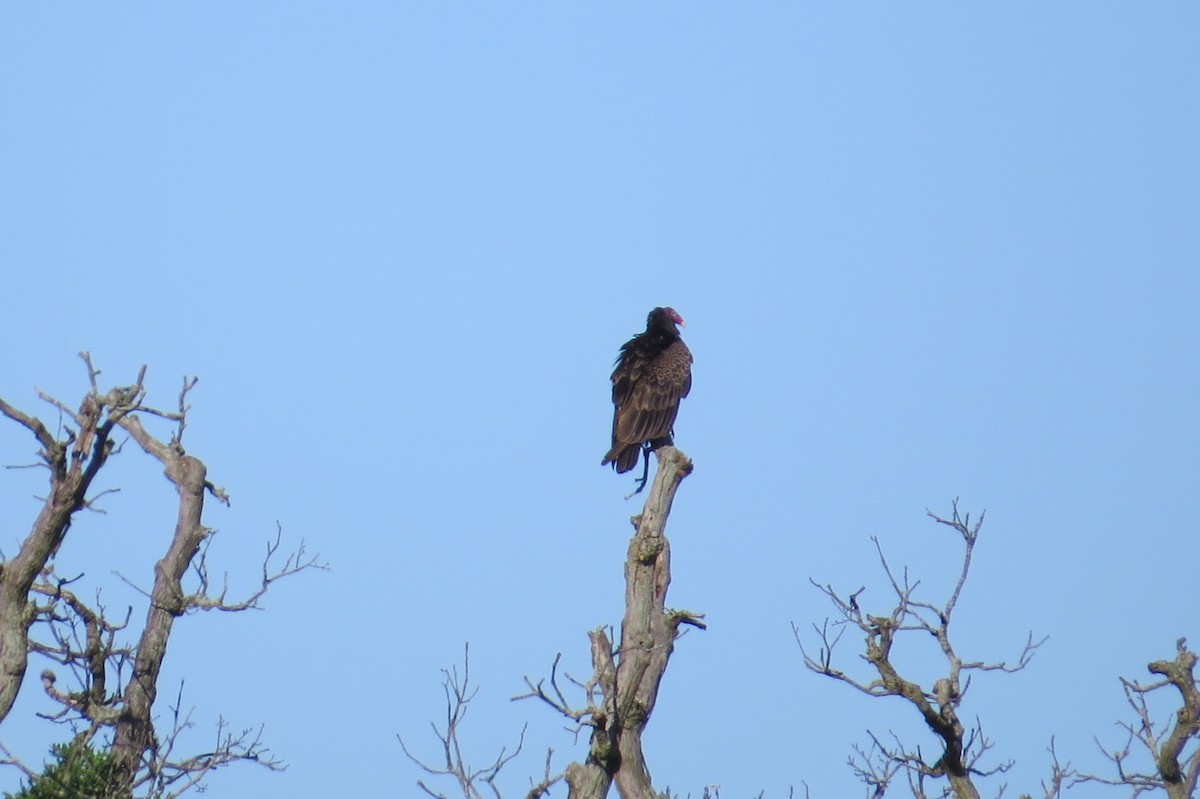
left=602, top=307, right=693, bottom=473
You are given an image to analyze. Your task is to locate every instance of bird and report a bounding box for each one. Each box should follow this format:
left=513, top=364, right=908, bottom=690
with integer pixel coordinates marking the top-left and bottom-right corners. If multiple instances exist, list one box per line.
left=602, top=307, right=692, bottom=492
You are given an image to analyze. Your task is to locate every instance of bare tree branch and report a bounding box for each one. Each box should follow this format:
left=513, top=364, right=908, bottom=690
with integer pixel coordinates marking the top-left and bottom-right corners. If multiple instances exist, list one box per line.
left=800, top=501, right=1045, bottom=799
left=0, top=353, right=127, bottom=725
left=1, top=358, right=319, bottom=797
left=514, top=651, right=597, bottom=725
left=513, top=445, right=700, bottom=799
left=1013, top=737, right=1074, bottom=799
left=400, top=643, right=563, bottom=799
left=1073, top=638, right=1200, bottom=799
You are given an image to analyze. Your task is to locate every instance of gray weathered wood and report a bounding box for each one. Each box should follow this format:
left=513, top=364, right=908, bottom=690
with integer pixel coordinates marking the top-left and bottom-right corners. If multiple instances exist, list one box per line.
left=567, top=445, right=702, bottom=799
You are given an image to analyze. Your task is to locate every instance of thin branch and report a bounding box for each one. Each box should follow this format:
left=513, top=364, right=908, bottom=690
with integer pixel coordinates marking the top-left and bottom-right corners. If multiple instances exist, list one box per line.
left=0, top=397, right=58, bottom=453
left=401, top=644, right=553, bottom=799
left=1074, top=638, right=1200, bottom=799
left=800, top=502, right=1041, bottom=799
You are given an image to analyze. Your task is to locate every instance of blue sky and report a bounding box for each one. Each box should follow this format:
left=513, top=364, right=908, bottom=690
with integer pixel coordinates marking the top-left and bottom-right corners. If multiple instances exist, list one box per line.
left=1, top=4, right=1198, bottom=798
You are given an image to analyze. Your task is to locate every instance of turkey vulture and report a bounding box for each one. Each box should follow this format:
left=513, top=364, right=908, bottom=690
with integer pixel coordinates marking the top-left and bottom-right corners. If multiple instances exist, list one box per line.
left=602, top=307, right=692, bottom=491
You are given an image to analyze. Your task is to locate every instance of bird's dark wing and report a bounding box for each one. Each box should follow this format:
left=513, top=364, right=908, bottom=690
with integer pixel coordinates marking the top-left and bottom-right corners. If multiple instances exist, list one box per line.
left=613, top=339, right=692, bottom=445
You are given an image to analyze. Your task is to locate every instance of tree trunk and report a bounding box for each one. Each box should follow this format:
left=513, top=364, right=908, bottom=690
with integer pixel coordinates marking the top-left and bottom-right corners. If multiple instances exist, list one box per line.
left=567, top=445, right=700, bottom=799
left=107, top=416, right=214, bottom=794
left=0, top=391, right=115, bottom=724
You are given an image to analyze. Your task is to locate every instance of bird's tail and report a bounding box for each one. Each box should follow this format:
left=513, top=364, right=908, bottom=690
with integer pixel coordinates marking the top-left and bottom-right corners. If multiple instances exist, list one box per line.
left=601, top=443, right=642, bottom=474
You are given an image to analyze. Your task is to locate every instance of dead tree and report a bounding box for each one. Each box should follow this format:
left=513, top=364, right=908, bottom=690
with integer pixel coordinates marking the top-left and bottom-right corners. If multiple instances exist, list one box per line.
left=404, top=446, right=702, bottom=799
left=518, top=445, right=704, bottom=799
left=1073, top=637, right=1199, bottom=799
left=398, top=643, right=560, bottom=799
left=0, top=354, right=322, bottom=797
left=0, top=361, right=124, bottom=726
left=798, top=502, right=1045, bottom=799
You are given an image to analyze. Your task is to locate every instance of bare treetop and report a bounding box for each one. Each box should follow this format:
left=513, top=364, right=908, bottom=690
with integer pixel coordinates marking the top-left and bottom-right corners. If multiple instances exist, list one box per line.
left=404, top=446, right=702, bottom=799
left=798, top=502, right=1046, bottom=799
left=1073, top=637, right=1200, bottom=799
left=0, top=354, right=324, bottom=798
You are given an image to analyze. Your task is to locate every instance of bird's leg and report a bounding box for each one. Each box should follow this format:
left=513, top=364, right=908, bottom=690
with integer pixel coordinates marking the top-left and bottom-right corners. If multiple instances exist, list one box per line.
left=625, top=442, right=654, bottom=498
left=625, top=437, right=675, bottom=499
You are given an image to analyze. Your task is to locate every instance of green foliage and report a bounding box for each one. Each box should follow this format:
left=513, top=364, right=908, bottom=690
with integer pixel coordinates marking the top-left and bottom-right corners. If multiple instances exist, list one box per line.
left=5, top=742, right=122, bottom=799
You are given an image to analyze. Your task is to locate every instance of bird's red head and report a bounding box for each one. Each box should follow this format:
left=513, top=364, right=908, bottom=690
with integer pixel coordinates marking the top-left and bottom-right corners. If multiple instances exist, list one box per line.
left=656, top=307, right=685, bottom=328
